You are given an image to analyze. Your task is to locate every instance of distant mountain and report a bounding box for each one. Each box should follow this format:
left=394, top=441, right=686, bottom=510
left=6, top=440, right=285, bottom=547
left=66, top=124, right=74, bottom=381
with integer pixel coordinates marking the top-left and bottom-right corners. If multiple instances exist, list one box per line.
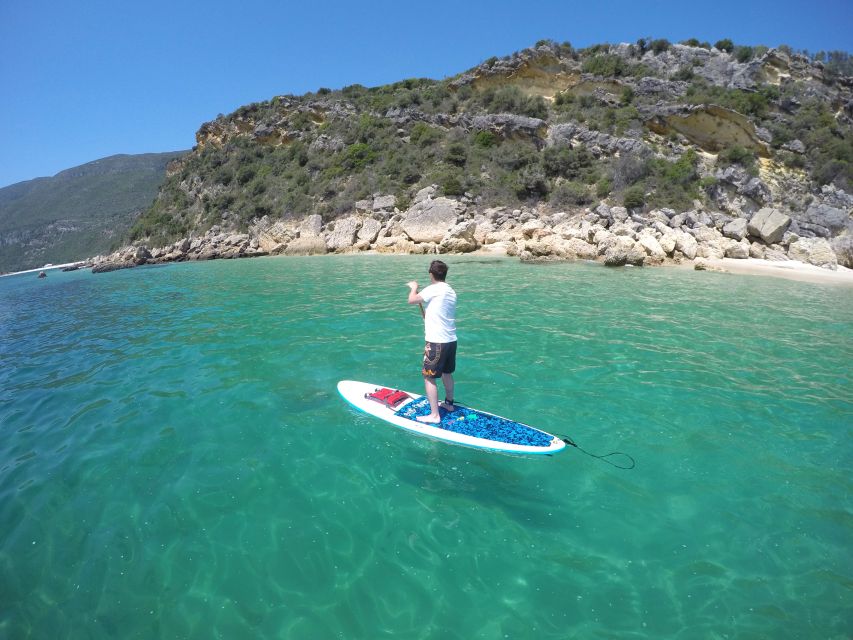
left=0, top=151, right=186, bottom=272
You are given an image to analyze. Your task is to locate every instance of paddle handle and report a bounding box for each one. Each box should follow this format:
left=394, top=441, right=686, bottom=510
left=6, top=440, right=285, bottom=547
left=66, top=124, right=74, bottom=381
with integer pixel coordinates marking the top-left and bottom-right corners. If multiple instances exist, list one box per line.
left=418, top=303, right=425, bottom=318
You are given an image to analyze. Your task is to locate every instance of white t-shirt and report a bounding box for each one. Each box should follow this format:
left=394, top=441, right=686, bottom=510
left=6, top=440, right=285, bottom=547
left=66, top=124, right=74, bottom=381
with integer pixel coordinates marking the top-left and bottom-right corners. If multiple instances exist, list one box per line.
left=420, top=281, right=457, bottom=343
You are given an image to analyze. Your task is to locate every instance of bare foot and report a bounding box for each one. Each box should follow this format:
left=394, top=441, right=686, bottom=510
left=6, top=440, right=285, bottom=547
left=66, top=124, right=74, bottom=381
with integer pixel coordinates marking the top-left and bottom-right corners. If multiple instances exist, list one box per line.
left=416, top=414, right=442, bottom=424
left=439, top=401, right=455, bottom=411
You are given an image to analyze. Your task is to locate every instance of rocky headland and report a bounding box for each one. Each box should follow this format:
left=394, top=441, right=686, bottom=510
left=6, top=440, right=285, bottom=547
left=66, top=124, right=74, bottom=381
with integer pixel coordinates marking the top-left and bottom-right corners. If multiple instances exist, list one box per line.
left=89, top=181, right=853, bottom=280
left=74, top=39, right=852, bottom=279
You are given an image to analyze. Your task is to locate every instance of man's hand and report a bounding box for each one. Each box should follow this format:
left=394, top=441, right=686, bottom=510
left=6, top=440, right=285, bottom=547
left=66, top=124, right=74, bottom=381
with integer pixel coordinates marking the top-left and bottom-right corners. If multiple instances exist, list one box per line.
left=406, top=281, right=424, bottom=305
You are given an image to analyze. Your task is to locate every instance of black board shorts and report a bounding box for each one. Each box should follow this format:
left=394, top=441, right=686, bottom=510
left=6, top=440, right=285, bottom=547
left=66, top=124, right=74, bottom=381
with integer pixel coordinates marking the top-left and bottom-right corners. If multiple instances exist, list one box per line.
left=422, top=341, right=457, bottom=378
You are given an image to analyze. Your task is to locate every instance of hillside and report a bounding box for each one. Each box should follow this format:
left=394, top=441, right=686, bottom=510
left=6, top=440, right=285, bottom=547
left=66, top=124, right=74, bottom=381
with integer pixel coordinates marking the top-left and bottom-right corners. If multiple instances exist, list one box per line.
left=111, top=40, right=853, bottom=270
left=0, top=151, right=185, bottom=272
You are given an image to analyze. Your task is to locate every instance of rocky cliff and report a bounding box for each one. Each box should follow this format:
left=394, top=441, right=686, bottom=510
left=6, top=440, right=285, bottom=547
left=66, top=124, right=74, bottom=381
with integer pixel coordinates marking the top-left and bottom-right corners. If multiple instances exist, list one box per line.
left=109, top=40, right=852, bottom=271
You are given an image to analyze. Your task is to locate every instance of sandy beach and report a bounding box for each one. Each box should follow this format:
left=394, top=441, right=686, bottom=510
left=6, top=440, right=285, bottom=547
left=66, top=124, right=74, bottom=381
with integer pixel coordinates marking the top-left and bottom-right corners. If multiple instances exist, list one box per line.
left=695, top=257, right=853, bottom=286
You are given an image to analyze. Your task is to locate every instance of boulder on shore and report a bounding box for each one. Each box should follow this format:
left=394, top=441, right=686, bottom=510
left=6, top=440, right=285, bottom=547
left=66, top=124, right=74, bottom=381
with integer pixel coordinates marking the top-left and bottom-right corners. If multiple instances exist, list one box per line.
left=787, top=237, right=838, bottom=269
left=401, top=197, right=463, bottom=243
left=285, top=237, right=327, bottom=255
left=325, top=216, right=361, bottom=251
left=748, top=208, right=791, bottom=244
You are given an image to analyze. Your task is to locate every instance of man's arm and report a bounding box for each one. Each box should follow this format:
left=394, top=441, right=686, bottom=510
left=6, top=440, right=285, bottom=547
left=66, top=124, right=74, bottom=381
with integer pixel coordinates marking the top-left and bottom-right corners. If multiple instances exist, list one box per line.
left=406, top=281, right=424, bottom=305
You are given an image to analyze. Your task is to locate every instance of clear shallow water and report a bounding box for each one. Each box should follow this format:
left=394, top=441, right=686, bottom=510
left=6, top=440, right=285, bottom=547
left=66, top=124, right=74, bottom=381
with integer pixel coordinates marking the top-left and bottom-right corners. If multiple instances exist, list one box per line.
left=1, top=256, right=851, bottom=639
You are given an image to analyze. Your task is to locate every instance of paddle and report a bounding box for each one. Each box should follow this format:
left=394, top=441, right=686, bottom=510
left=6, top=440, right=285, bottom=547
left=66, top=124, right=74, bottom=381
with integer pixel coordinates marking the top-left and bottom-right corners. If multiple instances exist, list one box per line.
left=407, top=280, right=425, bottom=318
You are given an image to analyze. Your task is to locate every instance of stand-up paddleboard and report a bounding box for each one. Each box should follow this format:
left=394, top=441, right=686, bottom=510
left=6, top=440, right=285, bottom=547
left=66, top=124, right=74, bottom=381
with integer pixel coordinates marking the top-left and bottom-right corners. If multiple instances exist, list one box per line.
left=337, top=380, right=566, bottom=455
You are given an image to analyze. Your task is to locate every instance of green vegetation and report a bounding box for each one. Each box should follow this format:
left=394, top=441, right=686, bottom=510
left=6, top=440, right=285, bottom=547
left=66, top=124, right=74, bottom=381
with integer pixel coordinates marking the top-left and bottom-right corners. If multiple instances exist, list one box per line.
left=121, top=38, right=852, bottom=246
left=714, top=39, right=734, bottom=53
left=583, top=54, right=631, bottom=77
left=0, top=152, right=184, bottom=272
left=476, top=86, right=548, bottom=119
left=623, top=184, right=646, bottom=208
left=718, top=145, right=758, bottom=175
left=683, top=82, right=777, bottom=117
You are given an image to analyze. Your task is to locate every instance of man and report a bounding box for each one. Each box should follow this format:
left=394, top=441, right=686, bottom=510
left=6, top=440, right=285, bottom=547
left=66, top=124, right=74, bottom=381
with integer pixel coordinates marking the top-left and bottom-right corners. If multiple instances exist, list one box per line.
left=406, top=260, right=457, bottom=424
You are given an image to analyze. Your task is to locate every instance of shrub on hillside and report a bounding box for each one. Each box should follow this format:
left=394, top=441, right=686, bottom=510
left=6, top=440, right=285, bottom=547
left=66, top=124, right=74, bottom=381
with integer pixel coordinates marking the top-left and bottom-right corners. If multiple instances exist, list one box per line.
left=718, top=145, right=758, bottom=174
left=473, top=130, right=497, bottom=148
left=438, top=170, right=465, bottom=196
left=478, top=86, right=548, bottom=119
left=623, top=185, right=646, bottom=208
left=582, top=54, right=630, bottom=77
left=542, top=145, right=594, bottom=179
left=715, top=39, right=734, bottom=53
left=445, top=143, right=468, bottom=167
left=410, top=122, right=443, bottom=147
left=551, top=181, right=593, bottom=207
left=341, top=143, right=377, bottom=171
left=650, top=39, right=671, bottom=55
left=734, top=46, right=754, bottom=63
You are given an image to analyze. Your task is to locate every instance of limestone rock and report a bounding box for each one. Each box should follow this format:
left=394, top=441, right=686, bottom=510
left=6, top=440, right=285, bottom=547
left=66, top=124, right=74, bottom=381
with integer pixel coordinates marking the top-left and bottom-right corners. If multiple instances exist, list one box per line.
left=561, top=238, right=598, bottom=260
left=285, top=236, right=327, bottom=255
left=440, top=222, right=478, bottom=253
left=413, top=185, right=437, bottom=204
left=299, top=214, right=323, bottom=237
left=358, top=218, right=382, bottom=244
left=521, top=219, right=545, bottom=238
left=787, top=238, right=838, bottom=269
left=725, top=239, right=750, bottom=259
left=373, top=195, right=396, bottom=211
left=258, top=221, right=294, bottom=252
left=603, top=236, right=643, bottom=266
left=831, top=236, right=853, bottom=269
left=355, top=199, right=373, bottom=213
left=764, top=248, right=789, bottom=261
left=309, top=134, right=345, bottom=153
left=637, top=234, right=666, bottom=261
left=375, top=235, right=416, bottom=253
left=659, top=231, right=677, bottom=255
left=694, top=258, right=728, bottom=273
left=722, top=218, right=748, bottom=241
left=610, top=222, right=636, bottom=238
left=133, top=246, right=152, bottom=264
left=749, top=242, right=766, bottom=259
left=401, top=197, right=464, bottom=243
left=92, top=261, right=134, bottom=274
left=484, top=230, right=519, bottom=245
left=747, top=208, right=791, bottom=244
left=593, top=228, right=614, bottom=246
left=801, top=203, right=851, bottom=235
left=471, top=114, right=546, bottom=141
left=326, top=216, right=361, bottom=251
left=675, top=231, right=698, bottom=260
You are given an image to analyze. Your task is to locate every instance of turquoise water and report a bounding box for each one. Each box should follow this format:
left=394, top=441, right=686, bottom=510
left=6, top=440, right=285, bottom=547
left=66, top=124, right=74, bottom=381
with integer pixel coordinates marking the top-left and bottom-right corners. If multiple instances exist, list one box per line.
left=1, top=256, right=851, bottom=639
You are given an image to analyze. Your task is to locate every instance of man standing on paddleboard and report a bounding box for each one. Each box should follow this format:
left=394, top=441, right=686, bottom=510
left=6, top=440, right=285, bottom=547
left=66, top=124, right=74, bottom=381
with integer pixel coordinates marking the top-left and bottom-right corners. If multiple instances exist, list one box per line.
left=406, top=260, right=457, bottom=424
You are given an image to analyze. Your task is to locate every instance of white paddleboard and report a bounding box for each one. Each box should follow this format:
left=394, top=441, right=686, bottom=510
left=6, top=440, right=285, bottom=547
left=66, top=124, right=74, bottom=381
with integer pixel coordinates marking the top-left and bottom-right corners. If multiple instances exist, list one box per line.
left=337, top=380, right=566, bottom=455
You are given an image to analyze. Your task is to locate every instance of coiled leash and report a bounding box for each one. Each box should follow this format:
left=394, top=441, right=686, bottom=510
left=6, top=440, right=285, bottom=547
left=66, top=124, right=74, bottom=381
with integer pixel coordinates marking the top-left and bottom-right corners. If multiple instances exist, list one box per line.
left=558, top=434, right=636, bottom=469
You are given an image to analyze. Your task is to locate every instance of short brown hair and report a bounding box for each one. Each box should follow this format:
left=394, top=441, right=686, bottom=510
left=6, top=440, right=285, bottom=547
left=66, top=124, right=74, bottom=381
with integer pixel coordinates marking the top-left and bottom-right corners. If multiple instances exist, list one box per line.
left=429, top=260, right=448, bottom=281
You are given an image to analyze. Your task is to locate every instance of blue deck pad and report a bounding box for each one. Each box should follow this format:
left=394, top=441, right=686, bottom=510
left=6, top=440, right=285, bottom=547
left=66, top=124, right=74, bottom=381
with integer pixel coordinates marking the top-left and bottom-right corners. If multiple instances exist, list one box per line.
left=395, top=397, right=553, bottom=447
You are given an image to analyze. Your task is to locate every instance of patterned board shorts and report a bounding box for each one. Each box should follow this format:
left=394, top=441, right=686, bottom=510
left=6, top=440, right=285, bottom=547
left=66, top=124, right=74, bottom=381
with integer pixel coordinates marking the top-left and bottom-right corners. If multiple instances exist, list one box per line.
left=422, top=341, right=457, bottom=378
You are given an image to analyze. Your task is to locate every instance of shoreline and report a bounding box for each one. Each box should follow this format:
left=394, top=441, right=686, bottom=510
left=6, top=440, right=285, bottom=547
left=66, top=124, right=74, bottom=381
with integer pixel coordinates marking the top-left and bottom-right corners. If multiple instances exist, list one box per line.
left=7, top=250, right=852, bottom=287
left=692, top=256, right=853, bottom=285
left=0, top=261, right=83, bottom=278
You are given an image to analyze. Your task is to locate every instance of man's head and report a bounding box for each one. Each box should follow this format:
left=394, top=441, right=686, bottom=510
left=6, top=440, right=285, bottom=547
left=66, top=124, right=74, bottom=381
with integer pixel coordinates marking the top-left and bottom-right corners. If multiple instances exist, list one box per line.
left=428, top=260, right=448, bottom=282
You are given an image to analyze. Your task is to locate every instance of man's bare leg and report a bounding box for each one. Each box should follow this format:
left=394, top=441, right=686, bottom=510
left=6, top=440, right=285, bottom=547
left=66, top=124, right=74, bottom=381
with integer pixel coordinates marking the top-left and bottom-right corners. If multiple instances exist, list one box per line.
left=417, top=376, right=441, bottom=423
left=440, top=373, right=455, bottom=411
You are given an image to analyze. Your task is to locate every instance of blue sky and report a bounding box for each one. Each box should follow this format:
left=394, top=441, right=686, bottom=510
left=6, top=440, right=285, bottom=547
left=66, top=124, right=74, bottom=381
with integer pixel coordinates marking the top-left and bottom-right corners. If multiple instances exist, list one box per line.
left=1, top=0, right=851, bottom=188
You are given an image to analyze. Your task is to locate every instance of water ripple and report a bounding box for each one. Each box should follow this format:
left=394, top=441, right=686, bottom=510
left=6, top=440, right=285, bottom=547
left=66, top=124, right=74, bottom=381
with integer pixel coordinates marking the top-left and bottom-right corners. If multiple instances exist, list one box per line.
left=0, top=257, right=851, bottom=638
